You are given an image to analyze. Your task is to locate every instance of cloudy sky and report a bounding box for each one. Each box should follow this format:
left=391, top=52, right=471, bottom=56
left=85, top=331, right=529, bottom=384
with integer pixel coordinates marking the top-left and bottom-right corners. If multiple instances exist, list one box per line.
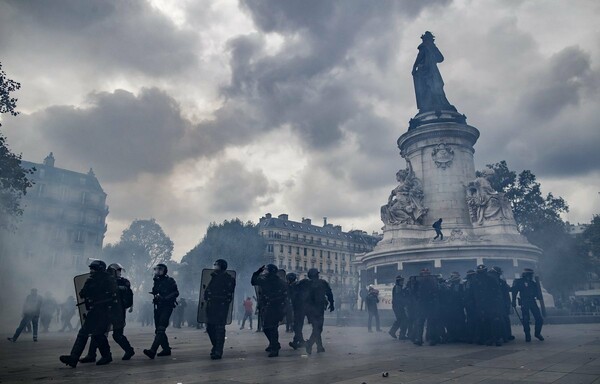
left=1, top=0, right=599, bottom=259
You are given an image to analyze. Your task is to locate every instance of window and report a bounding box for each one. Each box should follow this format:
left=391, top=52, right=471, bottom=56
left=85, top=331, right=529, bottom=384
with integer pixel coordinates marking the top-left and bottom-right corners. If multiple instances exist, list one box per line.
left=303, top=235, right=306, bottom=242
left=327, top=251, right=331, bottom=259
left=38, top=184, right=46, bottom=197
left=280, top=244, right=284, bottom=253
left=335, top=252, right=338, bottom=259
left=319, top=250, right=323, bottom=257
left=267, top=244, right=274, bottom=253
left=288, top=246, right=292, bottom=254
left=303, top=247, right=307, bottom=256
left=75, top=230, right=84, bottom=243
left=268, top=230, right=274, bottom=238
left=296, top=247, right=300, bottom=255
left=80, top=191, right=88, bottom=204
left=311, top=249, right=315, bottom=256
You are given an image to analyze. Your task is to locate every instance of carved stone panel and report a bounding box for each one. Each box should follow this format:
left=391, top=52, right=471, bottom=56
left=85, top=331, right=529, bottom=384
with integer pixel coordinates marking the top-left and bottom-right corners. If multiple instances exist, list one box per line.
left=432, top=143, right=454, bottom=169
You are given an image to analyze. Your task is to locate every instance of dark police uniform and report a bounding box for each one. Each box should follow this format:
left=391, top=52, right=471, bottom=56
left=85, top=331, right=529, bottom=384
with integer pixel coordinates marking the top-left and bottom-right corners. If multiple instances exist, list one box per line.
left=251, top=267, right=287, bottom=356
left=61, top=271, right=118, bottom=366
left=303, top=277, right=334, bottom=354
left=149, top=274, right=179, bottom=355
left=82, top=276, right=134, bottom=361
left=389, top=281, right=409, bottom=339
left=204, top=270, right=236, bottom=359
left=512, top=275, right=544, bottom=341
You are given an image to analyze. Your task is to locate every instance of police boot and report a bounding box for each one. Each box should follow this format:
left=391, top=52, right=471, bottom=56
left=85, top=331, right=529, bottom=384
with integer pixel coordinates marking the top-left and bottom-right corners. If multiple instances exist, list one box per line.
left=525, top=332, right=531, bottom=342
left=316, top=336, right=325, bottom=353
left=143, top=349, right=156, bottom=359
left=534, top=333, right=544, bottom=341
left=122, top=349, right=135, bottom=360
left=59, top=355, right=78, bottom=368
left=79, top=355, right=96, bottom=363
left=157, top=349, right=171, bottom=357
left=96, top=355, right=112, bottom=365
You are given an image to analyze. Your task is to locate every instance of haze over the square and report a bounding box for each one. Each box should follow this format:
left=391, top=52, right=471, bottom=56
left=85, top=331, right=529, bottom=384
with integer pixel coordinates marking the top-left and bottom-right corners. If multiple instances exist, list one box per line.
left=1, top=0, right=598, bottom=258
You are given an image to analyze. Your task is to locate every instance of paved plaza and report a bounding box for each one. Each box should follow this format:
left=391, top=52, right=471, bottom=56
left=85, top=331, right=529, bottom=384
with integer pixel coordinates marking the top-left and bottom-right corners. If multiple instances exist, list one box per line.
left=1, top=323, right=599, bottom=384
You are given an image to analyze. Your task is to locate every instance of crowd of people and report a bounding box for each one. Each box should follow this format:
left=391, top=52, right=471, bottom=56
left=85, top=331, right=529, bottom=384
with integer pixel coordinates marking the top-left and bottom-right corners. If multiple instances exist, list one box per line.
left=6, top=259, right=550, bottom=369
left=7, top=289, right=79, bottom=343
left=365, top=265, right=545, bottom=346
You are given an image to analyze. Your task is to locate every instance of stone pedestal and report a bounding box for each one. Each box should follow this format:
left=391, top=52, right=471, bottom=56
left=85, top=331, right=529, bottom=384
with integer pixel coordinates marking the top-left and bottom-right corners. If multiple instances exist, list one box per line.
left=357, top=110, right=541, bottom=282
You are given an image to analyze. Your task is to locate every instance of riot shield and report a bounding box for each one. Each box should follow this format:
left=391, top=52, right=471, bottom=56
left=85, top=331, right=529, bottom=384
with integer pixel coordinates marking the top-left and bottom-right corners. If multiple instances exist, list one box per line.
left=254, top=269, right=286, bottom=325
left=197, top=269, right=237, bottom=324
left=73, top=273, right=91, bottom=326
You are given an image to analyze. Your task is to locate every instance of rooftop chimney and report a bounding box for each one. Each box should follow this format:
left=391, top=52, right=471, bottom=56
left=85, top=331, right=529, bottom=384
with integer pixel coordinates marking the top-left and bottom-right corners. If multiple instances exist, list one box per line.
left=265, top=213, right=272, bottom=219
left=323, top=217, right=327, bottom=226
left=278, top=214, right=289, bottom=220
left=302, top=217, right=312, bottom=225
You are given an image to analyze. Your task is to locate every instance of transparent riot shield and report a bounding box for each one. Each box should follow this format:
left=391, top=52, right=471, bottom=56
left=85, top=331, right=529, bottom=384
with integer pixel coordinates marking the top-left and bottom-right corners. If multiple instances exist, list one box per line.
left=197, top=269, right=237, bottom=325
left=73, top=273, right=91, bottom=326
left=254, top=269, right=286, bottom=325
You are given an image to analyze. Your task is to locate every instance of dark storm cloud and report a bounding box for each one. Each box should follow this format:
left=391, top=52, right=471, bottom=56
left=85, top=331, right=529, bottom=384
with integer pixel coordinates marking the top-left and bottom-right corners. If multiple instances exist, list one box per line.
left=523, top=46, right=596, bottom=120
left=474, top=44, right=600, bottom=177
left=6, top=88, right=191, bottom=182
left=195, top=0, right=452, bottom=164
left=0, top=0, right=197, bottom=76
left=207, top=160, right=277, bottom=213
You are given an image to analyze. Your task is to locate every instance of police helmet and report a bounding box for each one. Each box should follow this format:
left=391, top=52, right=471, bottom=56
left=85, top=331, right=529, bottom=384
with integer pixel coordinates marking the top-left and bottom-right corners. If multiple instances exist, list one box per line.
left=395, top=274, right=404, bottom=281
left=154, top=263, right=168, bottom=274
left=286, top=273, right=297, bottom=283
left=490, top=266, right=502, bottom=275
left=89, top=260, right=107, bottom=272
left=265, top=264, right=278, bottom=274
left=466, top=269, right=476, bottom=276
left=307, top=268, right=319, bottom=279
left=476, top=264, right=487, bottom=273
left=420, top=268, right=431, bottom=276
left=214, top=259, right=228, bottom=270
left=108, top=263, right=124, bottom=272
left=450, top=271, right=461, bottom=281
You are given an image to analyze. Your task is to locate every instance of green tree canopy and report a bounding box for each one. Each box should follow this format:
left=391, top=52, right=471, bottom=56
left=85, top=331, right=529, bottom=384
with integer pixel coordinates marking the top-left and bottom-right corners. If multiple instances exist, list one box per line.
left=180, top=219, right=266, bottom=296
left=482, top=161, right=591, bottom=297
left=103, top=218, right=173, bottom=292
left=0, top=62, right=33, bottom=231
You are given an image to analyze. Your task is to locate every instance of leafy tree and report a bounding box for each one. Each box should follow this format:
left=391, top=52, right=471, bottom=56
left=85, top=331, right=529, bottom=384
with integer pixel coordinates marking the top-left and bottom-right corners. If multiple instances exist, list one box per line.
left=103, top=218, right=173, bottom=293
left=1, top=62, right=21, bottom=117
left=180, top=219, right=266, bottom=297
left=0, top=62, right=33, bottom=231
left=482, top=161, right=587, bottom=297
left=482, top=160, right=568, bottom=237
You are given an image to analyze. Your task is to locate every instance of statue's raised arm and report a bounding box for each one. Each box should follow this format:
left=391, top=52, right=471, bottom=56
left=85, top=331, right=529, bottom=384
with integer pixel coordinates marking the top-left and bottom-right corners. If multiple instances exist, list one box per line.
left=412, top=32, right=456, bottom=114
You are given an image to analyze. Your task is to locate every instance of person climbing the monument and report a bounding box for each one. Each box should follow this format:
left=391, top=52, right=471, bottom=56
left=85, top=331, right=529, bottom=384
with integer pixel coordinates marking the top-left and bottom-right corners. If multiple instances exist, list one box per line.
left=433, top=218, right=444, bottom=240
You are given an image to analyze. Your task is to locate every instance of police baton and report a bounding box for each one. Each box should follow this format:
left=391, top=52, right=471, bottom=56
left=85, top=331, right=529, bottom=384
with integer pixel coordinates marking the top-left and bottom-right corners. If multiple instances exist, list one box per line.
left=513, top=304, right=524, bottom=326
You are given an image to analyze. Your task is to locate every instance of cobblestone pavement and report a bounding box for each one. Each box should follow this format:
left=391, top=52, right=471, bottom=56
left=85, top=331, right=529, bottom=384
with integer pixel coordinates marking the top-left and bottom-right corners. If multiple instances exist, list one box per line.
left=1, top=323, right=599, bottom=383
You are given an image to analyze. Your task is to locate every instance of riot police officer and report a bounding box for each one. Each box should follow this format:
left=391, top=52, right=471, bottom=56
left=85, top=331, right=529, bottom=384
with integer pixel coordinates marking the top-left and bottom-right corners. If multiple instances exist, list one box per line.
left=512, top=268, right=544, bottom=342
left=388, top=275, right=409, bottom=340
left=472, top=265, right=503, bottom=346
left=463, top=269, right=478, bottom=344
left=79, top=263, right=135, bottom=363
left=204, top=259, right=236, bottom=360
left=303, top=268, right=334, bottom=354
left=413, top=268, right=440, bottom=346
left=251, top=264, right=287, bottom=357
left=288, top=273, right=309, bottom=350
left=144, top=263, right=179, bottom=359
left=445, top=272, right=466, bottom=343
left=59, top=260, right=118, bottom=367
left=489, top=266, right=514, bottom=342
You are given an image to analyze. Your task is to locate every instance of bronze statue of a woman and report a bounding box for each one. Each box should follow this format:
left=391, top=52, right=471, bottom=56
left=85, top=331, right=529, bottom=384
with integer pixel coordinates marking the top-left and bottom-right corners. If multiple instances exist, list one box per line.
left=412, top=32, right=456, bottom=113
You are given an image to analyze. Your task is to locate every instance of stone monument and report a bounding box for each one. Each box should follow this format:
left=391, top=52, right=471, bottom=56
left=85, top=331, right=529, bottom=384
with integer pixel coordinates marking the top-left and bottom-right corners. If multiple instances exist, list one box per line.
left=356, top=32, right=542, bottom=284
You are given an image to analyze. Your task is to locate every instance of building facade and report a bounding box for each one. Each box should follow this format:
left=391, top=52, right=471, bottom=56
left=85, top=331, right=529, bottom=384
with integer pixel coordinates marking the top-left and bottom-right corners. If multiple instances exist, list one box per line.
left=12, top=153, right=109, bottom=271
left=258, top=213, right=380, bottom=291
